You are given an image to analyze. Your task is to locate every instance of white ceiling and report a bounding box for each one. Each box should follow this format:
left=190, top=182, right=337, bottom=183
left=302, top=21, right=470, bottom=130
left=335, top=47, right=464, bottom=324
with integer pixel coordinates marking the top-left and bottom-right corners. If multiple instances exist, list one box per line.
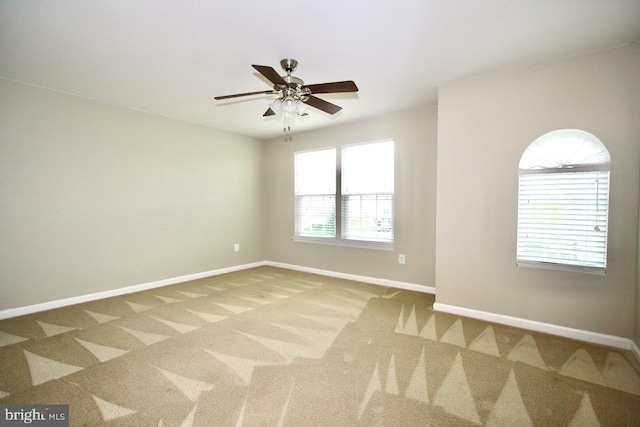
left=1, top=1, right=639, bottom=140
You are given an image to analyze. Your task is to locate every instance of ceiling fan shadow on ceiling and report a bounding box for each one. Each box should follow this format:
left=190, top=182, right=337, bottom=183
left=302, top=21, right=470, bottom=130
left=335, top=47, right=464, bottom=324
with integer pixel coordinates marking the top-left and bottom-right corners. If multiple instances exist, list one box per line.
left=214, top=58, right=358, bottom=132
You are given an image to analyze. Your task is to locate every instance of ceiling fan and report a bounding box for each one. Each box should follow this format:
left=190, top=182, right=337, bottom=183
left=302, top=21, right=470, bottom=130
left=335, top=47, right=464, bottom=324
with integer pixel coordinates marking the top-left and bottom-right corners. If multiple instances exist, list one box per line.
left=214, top=58, right=358, bottom=130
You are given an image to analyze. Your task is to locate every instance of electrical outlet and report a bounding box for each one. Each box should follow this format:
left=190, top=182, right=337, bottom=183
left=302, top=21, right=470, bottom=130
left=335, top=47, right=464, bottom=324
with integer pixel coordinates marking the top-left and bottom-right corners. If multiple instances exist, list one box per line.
left=234, top=243, right=240, bottom=252
left=399, top=254, right=405, bottom=264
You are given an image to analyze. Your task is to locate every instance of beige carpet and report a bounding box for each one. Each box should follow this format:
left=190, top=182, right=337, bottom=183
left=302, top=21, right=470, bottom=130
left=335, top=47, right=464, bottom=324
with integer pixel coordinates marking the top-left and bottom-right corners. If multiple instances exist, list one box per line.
left=1, top=266, right=639, bottom=426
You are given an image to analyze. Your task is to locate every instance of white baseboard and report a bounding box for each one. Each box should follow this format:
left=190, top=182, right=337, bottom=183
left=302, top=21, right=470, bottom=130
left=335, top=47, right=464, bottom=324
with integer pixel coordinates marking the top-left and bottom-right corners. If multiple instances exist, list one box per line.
left=3, top=260, right=637, bottom=365
left=0, top=262, right=265, bottom=320
left=0, top=260, right=432, bottom=321
left=631, top=340, right=640, bottom=363
left=264, top=261, right=435, bottom=294
left=434, top=302, right=632, bottom=351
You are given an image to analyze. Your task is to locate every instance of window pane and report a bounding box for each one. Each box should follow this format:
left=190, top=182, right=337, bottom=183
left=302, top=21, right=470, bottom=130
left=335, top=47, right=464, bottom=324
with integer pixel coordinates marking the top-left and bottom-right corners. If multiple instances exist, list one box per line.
left=342, top=140, right=394, bottom=194
left=295, top=148, right=336, bottom=195
left=519, top=129, right=610, bottom=170
left=517, top=170, right=609, bottom=269
left=296, top=195, right=336, bottom=237
left=342, top=194, right=393, bottom=242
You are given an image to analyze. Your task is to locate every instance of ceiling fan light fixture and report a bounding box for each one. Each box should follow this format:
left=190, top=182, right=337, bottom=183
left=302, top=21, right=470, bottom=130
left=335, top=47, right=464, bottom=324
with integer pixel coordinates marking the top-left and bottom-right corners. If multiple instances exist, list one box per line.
left=282, top=96, right=297, bottom=113
left=296, top=100, right=308, bottom=114
left=270, top=98, right=283, bottom=113
left=214, top=59, right=359, bottom=131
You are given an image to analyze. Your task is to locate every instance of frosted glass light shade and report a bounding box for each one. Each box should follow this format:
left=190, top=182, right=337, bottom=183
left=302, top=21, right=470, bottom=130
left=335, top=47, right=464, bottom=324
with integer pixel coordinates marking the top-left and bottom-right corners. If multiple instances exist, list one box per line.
left=296, top=100, right=308, bottom=114
left=270, top=98, right=283, bottom=113
left=282, top=96, right=297, bottom=113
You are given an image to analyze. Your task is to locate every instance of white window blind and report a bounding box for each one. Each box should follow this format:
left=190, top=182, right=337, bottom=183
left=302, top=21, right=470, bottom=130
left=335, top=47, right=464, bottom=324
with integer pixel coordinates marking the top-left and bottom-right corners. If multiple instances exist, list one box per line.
left=294, top=148, right=336, bottom=238
left=341, top=140, right=394, bottom=243
left=517, top=169, right=610, bottom=270
left=516, top=129, right=610, bottom=273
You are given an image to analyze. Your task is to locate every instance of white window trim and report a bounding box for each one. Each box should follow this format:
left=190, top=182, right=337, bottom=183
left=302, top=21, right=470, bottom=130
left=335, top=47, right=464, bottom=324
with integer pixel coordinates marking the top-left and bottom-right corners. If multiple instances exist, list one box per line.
left=292, top=235, right=395, bottom=251
left=516, top=260, right=605, bottom=275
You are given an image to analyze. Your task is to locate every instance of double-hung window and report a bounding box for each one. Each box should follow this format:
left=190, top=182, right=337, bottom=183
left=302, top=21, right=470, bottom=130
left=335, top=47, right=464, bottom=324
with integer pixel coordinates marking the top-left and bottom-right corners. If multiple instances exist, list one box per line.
left=294, top=139, right=394, bottom=248
left=516, top=129, right=610, bottom=273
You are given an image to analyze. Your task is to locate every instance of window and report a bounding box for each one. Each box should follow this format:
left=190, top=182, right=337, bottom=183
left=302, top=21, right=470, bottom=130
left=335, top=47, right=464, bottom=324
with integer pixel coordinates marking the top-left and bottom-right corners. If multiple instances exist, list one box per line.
left=294, top=148, right=336, bottom=238
left=342, top=141, right=394, bottom=243
left=516, top=129, right=610, bottom=273
left=294, top=139, right=394, bottom=248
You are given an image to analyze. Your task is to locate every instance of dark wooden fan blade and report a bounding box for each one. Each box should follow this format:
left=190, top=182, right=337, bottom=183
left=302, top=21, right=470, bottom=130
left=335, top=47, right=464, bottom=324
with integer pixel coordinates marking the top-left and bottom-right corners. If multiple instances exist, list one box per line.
left=305, top=95, right=342, bottom=115
left=303, top=80, right=358, bottom=94
left=263, top=108, right=276, bottom=117
left=252, top=65, right=287, bottom=86
left=214, top=90, right=275, bottom=100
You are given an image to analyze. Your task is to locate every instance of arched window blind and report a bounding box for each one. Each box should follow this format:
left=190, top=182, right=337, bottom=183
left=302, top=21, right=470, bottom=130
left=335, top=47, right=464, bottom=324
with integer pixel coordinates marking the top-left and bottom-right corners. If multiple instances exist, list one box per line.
left=517, top=130, right=610, bottom=273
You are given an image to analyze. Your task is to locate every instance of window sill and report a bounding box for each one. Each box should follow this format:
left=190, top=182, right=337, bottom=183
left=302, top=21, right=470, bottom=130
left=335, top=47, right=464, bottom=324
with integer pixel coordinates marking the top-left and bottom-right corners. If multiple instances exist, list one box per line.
left=293, top=236, right=395, bottom=251
left=517, top=260, right=605, bottom=275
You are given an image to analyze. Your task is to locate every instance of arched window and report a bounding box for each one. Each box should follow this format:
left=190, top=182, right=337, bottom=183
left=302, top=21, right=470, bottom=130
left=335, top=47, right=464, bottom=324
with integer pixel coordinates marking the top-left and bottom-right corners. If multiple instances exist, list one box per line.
left=517, top=130, right=610, bottom=273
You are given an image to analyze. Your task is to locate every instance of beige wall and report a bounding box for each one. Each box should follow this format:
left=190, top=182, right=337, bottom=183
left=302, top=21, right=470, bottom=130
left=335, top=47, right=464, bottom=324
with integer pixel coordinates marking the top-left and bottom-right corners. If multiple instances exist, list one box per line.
left=436, top=44, right=640, bottom=338
left=3, top=46, right=638, bottom=343
left=264, top=107, right=437, bottom=286
left=636, top=190, right=640, bottom=347
left=0, top=79, right=265, bottom=310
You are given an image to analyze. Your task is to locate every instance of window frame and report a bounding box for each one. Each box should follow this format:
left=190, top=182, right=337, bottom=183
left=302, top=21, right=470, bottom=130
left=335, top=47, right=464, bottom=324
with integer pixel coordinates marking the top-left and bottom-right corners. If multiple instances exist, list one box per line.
left=293, top=139, right=395, bottom=251
left=516, top=130, right=610, bottom=275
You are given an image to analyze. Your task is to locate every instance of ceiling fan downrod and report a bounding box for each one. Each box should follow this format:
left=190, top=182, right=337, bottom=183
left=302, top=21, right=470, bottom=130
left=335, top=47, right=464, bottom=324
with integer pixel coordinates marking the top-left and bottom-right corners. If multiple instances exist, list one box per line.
left=280, top=58, right=298, bottom=75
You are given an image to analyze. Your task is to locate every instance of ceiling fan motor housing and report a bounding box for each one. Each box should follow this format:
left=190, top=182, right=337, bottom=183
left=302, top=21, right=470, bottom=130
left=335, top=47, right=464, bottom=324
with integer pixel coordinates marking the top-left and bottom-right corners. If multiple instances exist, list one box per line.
left=274, top=59, right=307, bottom=100
left=277, top=75, right=304, bottom=90
left=280, top=58, right=298, bottom=73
